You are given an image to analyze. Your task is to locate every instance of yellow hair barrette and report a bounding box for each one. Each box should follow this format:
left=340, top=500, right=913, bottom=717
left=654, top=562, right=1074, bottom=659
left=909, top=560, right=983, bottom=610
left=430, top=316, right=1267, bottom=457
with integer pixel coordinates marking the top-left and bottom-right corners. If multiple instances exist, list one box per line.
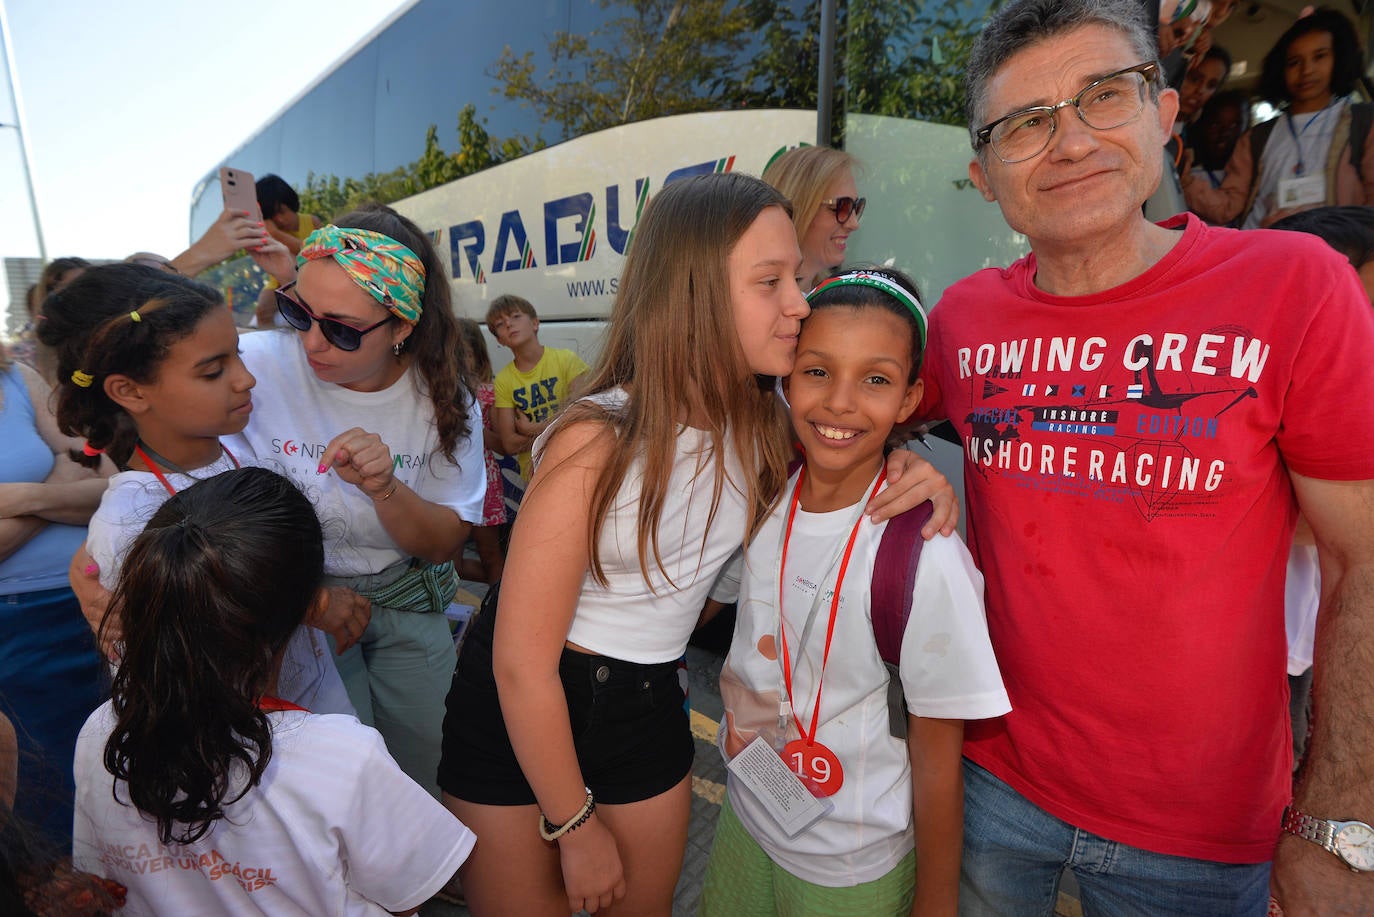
left=71, top=370, right=95, bottom=388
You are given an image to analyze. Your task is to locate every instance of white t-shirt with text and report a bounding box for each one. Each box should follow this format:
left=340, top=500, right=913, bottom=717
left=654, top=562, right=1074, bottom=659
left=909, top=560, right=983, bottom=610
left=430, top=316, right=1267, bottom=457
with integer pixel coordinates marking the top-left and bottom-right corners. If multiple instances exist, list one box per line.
left=73, top=703, right=474, bottom=915
left=226, top=331, right=486, bottom=576
left=719, top=472, right=1010, bottom=887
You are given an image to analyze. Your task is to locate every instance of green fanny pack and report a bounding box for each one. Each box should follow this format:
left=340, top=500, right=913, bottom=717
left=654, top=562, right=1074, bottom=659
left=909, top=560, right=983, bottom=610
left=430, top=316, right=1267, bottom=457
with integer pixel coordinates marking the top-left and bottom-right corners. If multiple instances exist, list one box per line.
left=354, top=559, right=458, bottom=614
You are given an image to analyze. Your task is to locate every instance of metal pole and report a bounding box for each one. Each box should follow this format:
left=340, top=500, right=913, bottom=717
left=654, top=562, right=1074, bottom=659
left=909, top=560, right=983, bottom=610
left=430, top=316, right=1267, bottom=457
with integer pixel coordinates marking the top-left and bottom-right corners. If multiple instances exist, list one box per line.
left=817, top=0, right=836, bottom=147
left=0, top=0, right=47, bottom=263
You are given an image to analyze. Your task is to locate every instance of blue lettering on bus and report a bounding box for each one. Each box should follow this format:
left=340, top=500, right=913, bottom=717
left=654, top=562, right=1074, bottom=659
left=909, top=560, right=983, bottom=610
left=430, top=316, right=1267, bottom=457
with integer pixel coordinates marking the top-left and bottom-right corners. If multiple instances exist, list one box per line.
left=544, top=193, right=594, bottom=266
left=492, top=211, right=534, bottom=272
left=664, top=161, right=718, bottom=184
left=446, top=160, right=728, bottom=276
left=606, top=178, right=647, bottom=255
left=450, top=220, right=485, bottom=280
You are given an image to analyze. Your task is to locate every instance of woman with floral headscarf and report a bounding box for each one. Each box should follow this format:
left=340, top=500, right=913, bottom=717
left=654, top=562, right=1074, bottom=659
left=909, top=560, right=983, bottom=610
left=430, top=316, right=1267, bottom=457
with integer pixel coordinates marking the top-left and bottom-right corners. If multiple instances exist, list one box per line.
left=225, top=203, right=486, bottom=798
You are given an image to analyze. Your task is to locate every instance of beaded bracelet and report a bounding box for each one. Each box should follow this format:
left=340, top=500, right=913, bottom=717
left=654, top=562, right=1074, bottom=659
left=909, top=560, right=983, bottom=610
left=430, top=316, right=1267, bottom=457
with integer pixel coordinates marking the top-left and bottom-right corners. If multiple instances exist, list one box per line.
left=538, top=788, right=596, bottom=842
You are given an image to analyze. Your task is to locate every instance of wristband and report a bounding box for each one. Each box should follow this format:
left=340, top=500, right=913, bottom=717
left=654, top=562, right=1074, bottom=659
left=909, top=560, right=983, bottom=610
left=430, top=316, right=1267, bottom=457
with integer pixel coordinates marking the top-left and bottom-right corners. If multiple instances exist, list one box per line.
left=538, top=788, right=596, bottom=841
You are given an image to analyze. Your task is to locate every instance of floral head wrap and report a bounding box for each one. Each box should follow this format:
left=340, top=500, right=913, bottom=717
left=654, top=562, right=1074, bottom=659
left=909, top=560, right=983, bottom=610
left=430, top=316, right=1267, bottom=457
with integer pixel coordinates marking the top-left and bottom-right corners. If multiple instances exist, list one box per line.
left=297, top=226, right=426, bottom=324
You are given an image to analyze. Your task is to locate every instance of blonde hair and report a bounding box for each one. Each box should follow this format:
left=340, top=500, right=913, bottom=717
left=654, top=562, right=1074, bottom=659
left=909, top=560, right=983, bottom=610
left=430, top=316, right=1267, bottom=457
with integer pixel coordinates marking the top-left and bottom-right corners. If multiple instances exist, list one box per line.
left=761, top=147, right=857, bottom=283
left=559, top=173, right=794, bottom=587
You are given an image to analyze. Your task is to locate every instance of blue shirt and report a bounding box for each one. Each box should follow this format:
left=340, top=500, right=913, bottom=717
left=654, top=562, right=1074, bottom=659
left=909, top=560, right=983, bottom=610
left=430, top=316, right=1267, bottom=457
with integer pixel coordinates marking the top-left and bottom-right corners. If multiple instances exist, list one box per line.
left=0, top=366, right=88, bottom=593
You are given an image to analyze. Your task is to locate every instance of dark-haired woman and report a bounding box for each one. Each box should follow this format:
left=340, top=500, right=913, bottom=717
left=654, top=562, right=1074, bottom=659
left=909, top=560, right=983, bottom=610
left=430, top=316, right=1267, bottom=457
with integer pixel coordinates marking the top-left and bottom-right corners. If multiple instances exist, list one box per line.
left=1183, top=8, right=1374, bottom=227
left=227, top=204, right=486, bottom=797
left=71, top=468, right=474, bottom=915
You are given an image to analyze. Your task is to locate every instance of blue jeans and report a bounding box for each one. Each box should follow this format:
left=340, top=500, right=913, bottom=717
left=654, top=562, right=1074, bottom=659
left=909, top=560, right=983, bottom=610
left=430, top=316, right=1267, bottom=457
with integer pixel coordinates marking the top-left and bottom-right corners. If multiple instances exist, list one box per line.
left=960, top=759, right=1270, bottom=916
left=0, top=587, right=106, bottom=844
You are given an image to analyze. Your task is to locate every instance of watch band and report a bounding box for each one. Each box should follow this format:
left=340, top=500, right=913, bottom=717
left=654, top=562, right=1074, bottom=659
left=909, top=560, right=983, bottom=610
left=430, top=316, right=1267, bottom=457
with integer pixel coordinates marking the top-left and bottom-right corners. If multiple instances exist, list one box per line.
left=1282, top=806, right=1336, bottom=850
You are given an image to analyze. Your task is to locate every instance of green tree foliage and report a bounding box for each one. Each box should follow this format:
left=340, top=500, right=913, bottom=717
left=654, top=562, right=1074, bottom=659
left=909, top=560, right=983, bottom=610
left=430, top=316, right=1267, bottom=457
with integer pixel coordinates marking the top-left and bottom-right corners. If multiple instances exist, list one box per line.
left=297, top=105, right=536, bottom=221
left=292, top=0, right=1000, bottom=224
left=847, top=0, right=998, bottom=127
left=488, top=0, right=756, bottom=141
left=722, top=0, right=998, bottom=133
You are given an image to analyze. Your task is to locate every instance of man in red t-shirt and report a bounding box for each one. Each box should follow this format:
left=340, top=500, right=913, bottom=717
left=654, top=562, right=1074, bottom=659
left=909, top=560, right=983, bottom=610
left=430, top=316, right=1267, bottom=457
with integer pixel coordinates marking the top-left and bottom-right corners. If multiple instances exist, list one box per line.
left=919, top=0, right=1374, bottom=912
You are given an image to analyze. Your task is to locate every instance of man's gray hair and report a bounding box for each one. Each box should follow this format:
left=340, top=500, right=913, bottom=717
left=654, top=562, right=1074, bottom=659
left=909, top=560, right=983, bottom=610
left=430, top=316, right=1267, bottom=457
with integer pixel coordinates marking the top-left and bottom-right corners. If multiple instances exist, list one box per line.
left=965, top=0, right=1160, bottom=148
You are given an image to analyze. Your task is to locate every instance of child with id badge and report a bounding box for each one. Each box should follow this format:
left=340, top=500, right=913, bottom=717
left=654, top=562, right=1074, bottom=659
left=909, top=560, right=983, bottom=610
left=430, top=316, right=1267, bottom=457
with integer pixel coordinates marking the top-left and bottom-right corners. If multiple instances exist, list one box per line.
left=1182, top=8, right=1374, bottom=229
left=701, top=268, right=1010, bottom=916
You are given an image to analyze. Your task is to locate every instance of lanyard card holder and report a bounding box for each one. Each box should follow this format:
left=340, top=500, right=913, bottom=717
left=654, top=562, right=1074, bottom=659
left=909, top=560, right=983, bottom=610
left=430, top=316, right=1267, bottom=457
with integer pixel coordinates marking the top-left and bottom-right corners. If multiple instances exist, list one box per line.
left=1278, top=173, right=1326, bottom=209
left=727, top=736, right=832, bottom=837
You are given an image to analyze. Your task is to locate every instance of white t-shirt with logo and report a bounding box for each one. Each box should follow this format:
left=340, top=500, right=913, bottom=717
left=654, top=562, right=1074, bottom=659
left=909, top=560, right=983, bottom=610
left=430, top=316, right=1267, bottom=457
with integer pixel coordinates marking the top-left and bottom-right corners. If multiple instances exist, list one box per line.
left=719, top=471, right=1010, bottom=887
left=85, top=457, right=354, bottom=716
left=226, top=331, right=486, bottom=576
left=73, top=703, right=475, bottom=916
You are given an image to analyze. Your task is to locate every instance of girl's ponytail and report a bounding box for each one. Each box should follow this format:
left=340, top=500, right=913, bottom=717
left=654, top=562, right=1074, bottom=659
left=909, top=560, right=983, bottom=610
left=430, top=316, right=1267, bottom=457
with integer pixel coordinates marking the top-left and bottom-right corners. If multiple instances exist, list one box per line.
left=100, top=468, right=324, bottom=845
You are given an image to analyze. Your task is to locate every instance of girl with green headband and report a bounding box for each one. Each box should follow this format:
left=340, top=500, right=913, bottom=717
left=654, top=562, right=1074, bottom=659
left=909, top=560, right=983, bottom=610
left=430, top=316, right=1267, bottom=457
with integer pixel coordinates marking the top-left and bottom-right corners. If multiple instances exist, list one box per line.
left=701, top=266, right=1008, bottom=917
left=224, top=203, right=485, bottom=798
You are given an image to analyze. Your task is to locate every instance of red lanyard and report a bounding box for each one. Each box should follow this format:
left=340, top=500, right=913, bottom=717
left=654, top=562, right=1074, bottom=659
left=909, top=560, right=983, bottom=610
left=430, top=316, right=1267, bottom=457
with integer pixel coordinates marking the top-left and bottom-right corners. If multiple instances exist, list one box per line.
left=777, top=467, right=886, bottom=747
left=258, top=696, right=308, bottom=713
left=133, top=443, right=240, bottom=496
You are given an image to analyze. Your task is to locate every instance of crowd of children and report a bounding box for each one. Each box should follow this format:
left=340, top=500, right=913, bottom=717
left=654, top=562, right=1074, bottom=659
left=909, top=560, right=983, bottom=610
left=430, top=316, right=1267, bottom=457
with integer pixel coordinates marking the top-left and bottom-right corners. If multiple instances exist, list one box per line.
left=6, top=39, right=1370, bottom=902
left=0, top=165, right=981, bottom=915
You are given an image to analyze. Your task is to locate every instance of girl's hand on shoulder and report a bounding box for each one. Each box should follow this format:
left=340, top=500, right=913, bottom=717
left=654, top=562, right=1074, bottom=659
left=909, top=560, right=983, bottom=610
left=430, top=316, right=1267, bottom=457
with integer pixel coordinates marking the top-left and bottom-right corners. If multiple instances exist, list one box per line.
left=556, top=816, right=626, bottom=914
left=68, top=547, right=119, bottom=655
left=320, top=428, right=397, bottom=499
left=871, top=449, right=959, bottom=536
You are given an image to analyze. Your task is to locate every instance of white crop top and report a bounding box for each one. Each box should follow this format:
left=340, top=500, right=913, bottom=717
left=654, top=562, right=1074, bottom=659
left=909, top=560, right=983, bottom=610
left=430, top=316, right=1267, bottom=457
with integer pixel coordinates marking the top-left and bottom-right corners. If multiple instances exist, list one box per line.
left=539, top=390, right=750, bottom=664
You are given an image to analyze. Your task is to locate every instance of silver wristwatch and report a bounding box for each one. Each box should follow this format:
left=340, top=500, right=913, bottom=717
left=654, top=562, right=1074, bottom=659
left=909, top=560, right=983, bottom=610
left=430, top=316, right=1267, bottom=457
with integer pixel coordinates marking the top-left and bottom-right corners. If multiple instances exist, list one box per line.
left=1282, top=806, right=1374, bottom=873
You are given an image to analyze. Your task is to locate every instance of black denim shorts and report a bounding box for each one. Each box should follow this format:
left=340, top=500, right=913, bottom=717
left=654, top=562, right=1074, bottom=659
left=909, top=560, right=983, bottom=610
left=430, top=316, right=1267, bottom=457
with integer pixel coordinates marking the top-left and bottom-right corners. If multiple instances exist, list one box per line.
left=438, top=587, right=693, bottom=806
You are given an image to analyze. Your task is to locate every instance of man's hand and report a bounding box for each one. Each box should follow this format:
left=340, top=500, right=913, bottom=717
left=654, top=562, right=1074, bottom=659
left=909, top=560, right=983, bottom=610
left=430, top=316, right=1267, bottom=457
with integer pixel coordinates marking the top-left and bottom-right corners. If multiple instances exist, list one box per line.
left=1271, top=832, right=1367, bottom=915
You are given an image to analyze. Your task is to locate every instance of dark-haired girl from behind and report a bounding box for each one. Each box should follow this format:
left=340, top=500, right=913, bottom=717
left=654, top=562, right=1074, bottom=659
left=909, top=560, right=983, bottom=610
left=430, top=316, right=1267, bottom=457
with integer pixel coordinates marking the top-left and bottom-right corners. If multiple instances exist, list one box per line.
left=70, top=468, right=474, bottom=916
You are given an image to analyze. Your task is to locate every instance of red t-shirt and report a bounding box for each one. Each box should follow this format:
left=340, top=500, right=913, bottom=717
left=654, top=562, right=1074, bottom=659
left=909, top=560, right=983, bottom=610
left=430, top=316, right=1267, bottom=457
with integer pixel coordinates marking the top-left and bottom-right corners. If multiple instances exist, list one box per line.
left=918, top=213, right=1374, bottom=863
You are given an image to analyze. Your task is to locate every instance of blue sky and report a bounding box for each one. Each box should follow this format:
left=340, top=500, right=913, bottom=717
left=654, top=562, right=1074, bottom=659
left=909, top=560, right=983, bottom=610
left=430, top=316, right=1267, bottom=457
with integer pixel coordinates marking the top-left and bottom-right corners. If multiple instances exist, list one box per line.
left=0, top=0, right=410, bottom=276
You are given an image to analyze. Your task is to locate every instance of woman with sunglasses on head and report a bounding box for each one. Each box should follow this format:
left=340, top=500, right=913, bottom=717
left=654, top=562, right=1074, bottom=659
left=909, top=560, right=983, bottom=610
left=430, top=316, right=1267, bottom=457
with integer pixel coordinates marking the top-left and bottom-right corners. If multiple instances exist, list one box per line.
left=227, top=203, right=486, bottom=798
left=762, top=147, right=866, bottom=289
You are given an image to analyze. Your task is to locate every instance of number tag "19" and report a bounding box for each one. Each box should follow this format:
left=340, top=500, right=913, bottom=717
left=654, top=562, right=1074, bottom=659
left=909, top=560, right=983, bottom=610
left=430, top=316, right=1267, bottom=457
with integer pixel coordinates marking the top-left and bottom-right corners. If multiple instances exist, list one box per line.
left=782, top=739, right=844, bottom=797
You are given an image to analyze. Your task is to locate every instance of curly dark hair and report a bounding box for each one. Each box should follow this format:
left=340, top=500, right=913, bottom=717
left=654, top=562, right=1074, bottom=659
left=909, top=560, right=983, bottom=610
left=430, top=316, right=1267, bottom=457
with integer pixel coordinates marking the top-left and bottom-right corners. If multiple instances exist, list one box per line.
left=1258, top=8, right=1364, bottom=106
left=36, top=263, right=225, bottom=469
left=100, top=468, right=323, bottom=846
left=334, top=204, right=475, bottom=463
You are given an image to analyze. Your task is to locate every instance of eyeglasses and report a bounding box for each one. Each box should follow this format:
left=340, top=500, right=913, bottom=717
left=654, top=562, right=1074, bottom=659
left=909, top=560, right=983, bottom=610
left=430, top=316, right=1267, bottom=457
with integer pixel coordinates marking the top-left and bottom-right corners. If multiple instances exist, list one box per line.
left=275, top=283, right=393, bottom=351
left=822, top=196, right=866, bottom=223
left=973, top=61, right=1162, bottom=164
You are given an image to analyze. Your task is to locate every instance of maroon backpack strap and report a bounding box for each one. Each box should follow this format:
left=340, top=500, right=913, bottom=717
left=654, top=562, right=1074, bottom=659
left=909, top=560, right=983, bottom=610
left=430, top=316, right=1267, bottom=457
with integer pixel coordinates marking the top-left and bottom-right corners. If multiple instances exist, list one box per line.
left=870, top=501, right=934, bottom=667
